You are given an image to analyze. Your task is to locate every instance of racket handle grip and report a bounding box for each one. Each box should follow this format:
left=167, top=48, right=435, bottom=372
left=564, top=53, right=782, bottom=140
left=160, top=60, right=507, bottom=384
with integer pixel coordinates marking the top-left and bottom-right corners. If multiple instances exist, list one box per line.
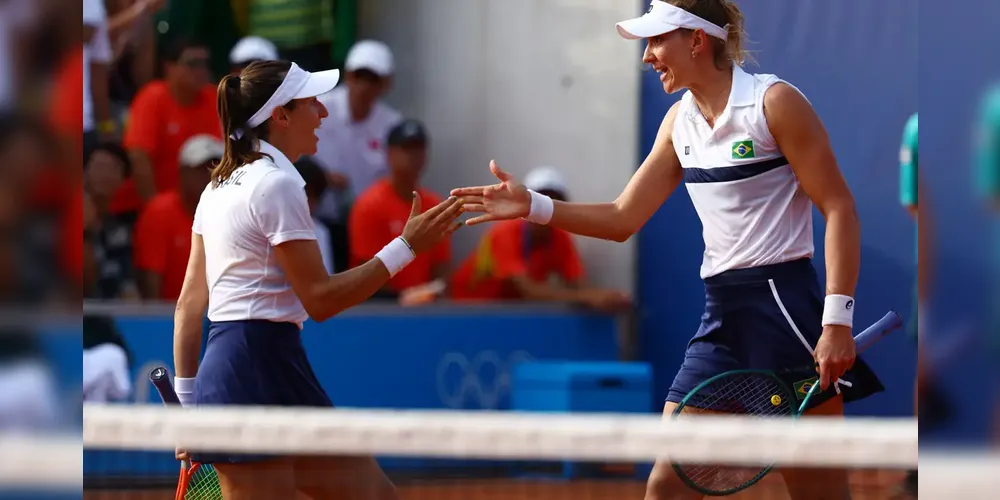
left=149, top=366, right=183, bottom=406
left=854, top=311, right=904, bottom=353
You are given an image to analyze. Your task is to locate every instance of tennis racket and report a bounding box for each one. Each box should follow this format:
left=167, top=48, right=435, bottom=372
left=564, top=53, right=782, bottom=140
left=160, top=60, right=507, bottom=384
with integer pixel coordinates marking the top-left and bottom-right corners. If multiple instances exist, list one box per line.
left=149, top=367, right=223, bottom=500
left=670, top=310, right=903, bottom=497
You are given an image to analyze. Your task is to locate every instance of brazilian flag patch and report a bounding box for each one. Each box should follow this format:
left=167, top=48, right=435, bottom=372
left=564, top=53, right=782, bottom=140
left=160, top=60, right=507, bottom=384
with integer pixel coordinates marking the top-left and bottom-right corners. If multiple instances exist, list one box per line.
left=732, top=140, right=755, bottom=159
left=792, top=376, right=818, bottom=400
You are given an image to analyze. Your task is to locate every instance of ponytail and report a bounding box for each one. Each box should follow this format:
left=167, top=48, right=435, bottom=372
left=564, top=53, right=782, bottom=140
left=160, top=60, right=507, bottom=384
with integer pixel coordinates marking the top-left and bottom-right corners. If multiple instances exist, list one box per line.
left=721, top=0, right=753, bottom=67
left=669, top=0, right=755, bottom=69
left=211, top=60, right=292, bottom=187
left=214, top=74, right=261, bottom=187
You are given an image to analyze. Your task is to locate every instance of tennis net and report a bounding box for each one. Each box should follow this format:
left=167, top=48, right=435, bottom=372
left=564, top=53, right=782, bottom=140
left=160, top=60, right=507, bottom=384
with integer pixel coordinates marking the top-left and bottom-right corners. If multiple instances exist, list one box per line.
left=74, top=403, right=988, bottom=499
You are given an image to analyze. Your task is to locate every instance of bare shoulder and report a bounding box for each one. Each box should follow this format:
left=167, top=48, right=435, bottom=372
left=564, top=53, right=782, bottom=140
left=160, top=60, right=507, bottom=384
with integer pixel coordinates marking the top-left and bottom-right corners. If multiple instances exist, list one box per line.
left=763, top=82, right=815, bottom=123
left=660, top=100, right=684, bottom=141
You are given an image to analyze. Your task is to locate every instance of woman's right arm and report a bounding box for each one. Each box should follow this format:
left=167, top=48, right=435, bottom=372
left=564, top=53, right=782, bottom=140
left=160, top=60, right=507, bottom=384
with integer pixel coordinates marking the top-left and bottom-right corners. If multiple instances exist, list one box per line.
left=173, top=233, right=209, bottom=381
left=455, top=102, right=684, bottom=242
left=548, top=101, right=684, bottom=242
left=262, top=175, right=462, bottom=321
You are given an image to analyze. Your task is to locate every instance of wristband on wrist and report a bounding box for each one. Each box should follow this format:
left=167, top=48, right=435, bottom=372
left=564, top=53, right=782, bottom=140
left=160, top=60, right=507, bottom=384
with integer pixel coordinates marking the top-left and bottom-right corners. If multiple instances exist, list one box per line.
left=821, top=294, right=855, bottom=328
left=375, top=237, right=416, bottom=277
left=524, top=190, right=554, bottom=225
left=174, top=376, right=196, bottom=407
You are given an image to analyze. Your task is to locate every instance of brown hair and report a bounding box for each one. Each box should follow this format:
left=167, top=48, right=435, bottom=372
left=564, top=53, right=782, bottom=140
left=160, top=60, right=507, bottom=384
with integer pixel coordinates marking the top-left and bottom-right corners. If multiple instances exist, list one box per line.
left=213, top=60, right=299, bottom=187
left=667, top=0, right=752, bottom=69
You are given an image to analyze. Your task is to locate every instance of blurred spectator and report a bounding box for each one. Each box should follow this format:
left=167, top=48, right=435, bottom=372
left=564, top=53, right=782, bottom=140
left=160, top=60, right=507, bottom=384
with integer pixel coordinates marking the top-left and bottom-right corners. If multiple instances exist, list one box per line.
left=0, top=327, right=58, bottom=432
left=105, top=0, right=168, bottom=108
left=83, top=0, right=116, bottom=151
left=314, top=39, right=401, bottom=272
left=0, top=115, right=67, bottom=305
left=153, top=0, right=241, bottom=79
left=294, top=157, right=335, bottom=274
left=237, top=0, right=334, bottom=72
left=349, top=119, right=450, bottom=301
left=450, top=167, right=632, bottom=313
left=84, top=142, right=138, bottom=300
left=228, top=35, right=279, bottom=75
left=0, top=0, right=37, bottom=109
left=49, top=46, right=84, bottom=173
left=82, top=315, right=132, bottom=403
left=977, top=84, right=1000, bottom=209
left=133, top=134, right=217, bottom=301
left=975, top=84, right=1000, bottom=443
left=114, top=37, right=221, bottom=216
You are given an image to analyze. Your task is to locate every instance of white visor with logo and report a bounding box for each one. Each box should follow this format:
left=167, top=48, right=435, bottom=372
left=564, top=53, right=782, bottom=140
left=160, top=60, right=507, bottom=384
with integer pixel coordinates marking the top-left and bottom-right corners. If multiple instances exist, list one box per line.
left=616, top=1, right=728, bottom=41
left=233, top=62, right=340, bottom=139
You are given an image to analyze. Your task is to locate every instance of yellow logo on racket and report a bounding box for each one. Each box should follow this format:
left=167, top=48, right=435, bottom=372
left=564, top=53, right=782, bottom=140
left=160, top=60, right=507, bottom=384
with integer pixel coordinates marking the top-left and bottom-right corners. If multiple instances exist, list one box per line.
left=770, top=395, right=782, bottom=406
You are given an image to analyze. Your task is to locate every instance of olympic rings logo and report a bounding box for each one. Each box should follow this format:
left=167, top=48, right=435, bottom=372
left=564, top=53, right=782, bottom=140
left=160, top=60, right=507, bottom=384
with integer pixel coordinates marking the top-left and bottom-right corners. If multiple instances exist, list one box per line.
left=435, top=350, right=533, bottom=409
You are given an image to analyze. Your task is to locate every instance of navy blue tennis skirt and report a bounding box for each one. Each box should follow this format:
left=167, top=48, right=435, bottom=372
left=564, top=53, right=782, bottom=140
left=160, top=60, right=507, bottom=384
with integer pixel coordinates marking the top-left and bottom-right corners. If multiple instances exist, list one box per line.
left=666, top=258, right=884, bottom=411
left=190, top=320, right=332, bottom=464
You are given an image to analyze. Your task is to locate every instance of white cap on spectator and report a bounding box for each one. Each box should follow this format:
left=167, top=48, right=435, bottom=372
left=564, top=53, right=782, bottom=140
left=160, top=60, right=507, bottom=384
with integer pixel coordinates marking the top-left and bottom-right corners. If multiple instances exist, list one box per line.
left=344, top=40, right=394, bottom=77
left=229, top=36, right=279, bottom=65
left=179, top=135, right=225, bottom=168
left=524, top=166, right=569, bottom=197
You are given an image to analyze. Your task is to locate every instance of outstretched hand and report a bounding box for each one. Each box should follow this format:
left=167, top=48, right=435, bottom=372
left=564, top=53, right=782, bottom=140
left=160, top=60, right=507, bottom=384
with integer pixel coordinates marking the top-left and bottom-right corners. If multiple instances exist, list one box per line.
left=450, top=160, right=532, bottom=225
left=401, top=192, right=463, bottom=254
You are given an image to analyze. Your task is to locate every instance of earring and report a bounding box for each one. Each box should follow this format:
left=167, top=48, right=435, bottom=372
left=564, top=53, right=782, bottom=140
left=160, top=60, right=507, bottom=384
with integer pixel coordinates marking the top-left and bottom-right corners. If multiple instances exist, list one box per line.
left=691, top=51, right=697, bottom=58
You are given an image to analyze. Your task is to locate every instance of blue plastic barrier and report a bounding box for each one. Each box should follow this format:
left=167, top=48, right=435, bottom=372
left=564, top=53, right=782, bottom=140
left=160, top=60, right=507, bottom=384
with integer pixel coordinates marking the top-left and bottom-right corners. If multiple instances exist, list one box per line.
left=511, top=361, right=653, bottom=479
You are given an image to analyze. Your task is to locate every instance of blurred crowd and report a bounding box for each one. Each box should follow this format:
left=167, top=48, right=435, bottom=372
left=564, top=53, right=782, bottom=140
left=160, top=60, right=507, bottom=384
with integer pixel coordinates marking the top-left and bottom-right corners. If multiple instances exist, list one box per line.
left=69, top=0, right=633, bottom=311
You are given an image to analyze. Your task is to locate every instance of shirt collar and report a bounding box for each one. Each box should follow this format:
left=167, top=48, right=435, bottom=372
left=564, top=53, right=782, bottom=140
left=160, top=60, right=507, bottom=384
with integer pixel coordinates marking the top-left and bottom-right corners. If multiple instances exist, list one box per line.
left=729, top=65, right=755, bottom=107
left=258, top=140, right=305, bottom=187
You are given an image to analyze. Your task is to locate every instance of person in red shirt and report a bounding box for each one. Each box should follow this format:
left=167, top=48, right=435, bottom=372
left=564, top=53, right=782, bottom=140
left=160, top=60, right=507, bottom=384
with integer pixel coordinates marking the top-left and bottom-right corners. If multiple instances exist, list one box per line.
left=114, top=37, right=222, bottom=215
left=349, top=119, right=451, bottom=300
left=132, top=134, right=217, bottom=301
left=451, top=167, right=631, bottom=311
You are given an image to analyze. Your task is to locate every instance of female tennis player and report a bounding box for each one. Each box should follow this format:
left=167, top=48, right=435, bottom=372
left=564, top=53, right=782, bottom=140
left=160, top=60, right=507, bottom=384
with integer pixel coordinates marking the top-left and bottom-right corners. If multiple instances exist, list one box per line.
left=452, top=1, right=883, bottom=499
left=172, top=60, right=462, bottom=499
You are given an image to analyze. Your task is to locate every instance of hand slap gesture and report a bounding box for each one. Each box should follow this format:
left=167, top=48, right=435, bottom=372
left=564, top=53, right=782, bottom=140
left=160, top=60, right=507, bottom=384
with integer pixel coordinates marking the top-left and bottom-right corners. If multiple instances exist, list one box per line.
left=400, top=192, right=464, bottom=254
left=450, top=160, right=532, bottom=225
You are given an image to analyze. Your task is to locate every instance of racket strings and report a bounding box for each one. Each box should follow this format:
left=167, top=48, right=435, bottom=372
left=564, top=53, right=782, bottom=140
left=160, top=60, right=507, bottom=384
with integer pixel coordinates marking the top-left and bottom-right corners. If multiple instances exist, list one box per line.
left=184, top=464, right=222, bottom=500
left=677, top=372, right=794, bottom=493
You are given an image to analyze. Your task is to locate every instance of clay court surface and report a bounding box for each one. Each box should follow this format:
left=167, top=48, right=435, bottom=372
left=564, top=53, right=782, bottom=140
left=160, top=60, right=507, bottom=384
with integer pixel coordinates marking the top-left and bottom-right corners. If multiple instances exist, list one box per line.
left=83, top=470, right=906, bottom=500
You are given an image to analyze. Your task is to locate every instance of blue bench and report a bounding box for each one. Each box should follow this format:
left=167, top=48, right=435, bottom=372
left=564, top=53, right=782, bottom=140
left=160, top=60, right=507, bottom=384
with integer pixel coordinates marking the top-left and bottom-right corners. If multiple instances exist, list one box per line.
left=511, top=361, right=653, bottom=479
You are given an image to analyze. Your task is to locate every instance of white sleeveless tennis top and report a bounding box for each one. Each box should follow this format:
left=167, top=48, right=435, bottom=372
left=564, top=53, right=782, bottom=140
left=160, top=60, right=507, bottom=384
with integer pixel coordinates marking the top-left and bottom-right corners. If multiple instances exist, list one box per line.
left=672, top=66, right=814, bottom=279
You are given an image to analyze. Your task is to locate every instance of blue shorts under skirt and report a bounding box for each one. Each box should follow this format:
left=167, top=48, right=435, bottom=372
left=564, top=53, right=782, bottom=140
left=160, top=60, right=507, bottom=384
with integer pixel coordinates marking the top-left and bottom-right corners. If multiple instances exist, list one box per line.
left=666, top=258, right=884, bottom=411
left=189, top=320, right=332, bottom=464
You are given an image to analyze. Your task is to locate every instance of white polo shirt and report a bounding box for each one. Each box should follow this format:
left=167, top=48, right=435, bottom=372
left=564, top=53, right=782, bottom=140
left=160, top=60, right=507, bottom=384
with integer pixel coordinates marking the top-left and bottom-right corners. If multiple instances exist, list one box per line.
left=313, top=86, right=401, bottom=221
left=673, top=66, right=814, bottom=278
left=194, top=141, right=317, bottom=325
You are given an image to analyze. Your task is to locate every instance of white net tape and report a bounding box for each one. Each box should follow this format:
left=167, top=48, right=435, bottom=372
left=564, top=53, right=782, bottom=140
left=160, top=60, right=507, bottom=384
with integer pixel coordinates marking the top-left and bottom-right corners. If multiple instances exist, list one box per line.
left=14, top=403, right=979, bottom=497
left=83, top=404, right=918, bottom=467
left=0, top=434, right=82, bottom=489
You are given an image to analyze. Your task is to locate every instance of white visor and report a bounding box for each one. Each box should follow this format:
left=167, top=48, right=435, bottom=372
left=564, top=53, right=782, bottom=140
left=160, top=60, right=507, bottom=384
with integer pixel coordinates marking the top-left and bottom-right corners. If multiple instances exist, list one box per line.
left=234, top=62, right=340, bottom=138
left=616, top=1, right=728, bottom=41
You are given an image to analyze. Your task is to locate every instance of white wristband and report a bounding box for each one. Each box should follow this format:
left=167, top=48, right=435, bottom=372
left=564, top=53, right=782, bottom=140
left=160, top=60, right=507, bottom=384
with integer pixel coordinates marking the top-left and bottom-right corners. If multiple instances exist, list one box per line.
left=524, top=190, right=554, bottom=225
left=174, top=377, right=196, bottom=407
left=375, top=237, right=416, bottom=277
left=821, top=294, right=855, bottom=328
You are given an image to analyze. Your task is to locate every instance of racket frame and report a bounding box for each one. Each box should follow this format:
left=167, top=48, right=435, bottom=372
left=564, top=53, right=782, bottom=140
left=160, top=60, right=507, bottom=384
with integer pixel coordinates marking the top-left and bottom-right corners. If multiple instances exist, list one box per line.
left=669, top=310, right=903, bottom=496
left=148, top=366, right=204, bottom=500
